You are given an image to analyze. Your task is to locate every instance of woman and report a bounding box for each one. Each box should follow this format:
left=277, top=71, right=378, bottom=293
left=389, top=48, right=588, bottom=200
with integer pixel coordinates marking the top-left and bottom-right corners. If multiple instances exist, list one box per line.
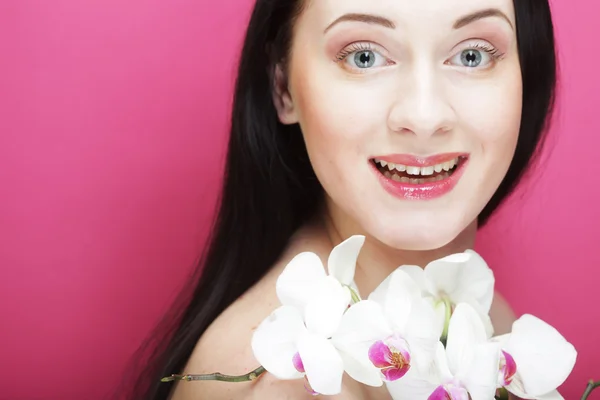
left=126, top=0, right=556, bottom=398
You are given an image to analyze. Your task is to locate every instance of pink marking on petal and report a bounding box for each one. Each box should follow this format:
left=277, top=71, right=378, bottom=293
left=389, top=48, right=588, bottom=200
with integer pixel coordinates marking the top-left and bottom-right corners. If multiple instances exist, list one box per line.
left=428, top=381, right=469, bottom=400
left=303, top=376, right=320, bottom=396
left=381, top=364, right=410, bottom=381
left=292, top=352, right=305, bottom=373
left=368, top=340, right=393, bottom=368
left=369, top=334, right=412, bottom=382
left=429, top=385, right=452, bottom=400
left=500, top=350, right=517, bottom=386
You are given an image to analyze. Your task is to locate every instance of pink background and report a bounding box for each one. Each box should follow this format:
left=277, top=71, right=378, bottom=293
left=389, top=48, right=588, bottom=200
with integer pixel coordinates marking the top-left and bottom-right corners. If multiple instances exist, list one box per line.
left=1, top=0, right=598, bottom=399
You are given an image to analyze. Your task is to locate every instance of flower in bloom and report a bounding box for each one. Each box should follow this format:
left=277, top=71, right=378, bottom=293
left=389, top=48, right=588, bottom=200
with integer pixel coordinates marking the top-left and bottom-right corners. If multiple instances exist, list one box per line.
left=492, top=314, right=577, bottom=400
left=387, top=303, right=501, bottom=400
left=251, top=235, right=365, bottom=395
left=399, top=250, right=495, bottom=338
left=331, top=269, right=441, bottom=387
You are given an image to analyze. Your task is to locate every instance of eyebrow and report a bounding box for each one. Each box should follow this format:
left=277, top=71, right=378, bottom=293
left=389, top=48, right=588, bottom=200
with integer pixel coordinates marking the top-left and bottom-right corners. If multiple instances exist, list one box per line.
left=324, top=8, right=513, bottom=33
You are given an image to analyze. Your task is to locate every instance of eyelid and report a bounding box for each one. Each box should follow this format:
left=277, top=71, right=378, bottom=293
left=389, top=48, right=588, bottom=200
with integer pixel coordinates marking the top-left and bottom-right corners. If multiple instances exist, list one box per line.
left=335, top=41, right=392, bottom=62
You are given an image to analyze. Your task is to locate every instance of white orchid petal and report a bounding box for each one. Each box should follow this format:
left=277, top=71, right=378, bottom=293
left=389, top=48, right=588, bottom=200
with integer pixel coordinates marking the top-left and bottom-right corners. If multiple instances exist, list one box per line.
left=368, top=269, right=421, bottom=333
left=434, top=341, right=453, bottom=383
left=297, top=333, right=345, bottom=395
left=276, top=252, right=326, bottom=310
left=385, top=364, right=439, bottom=400
left=425, top=252, right=494, bottom=314
left=538, top=389, right=565, bottom=400
left=331, top=300, right=392, bottom=387
left=461, top=296, right=495, bottom=338
left=461, top=342, right=502, bottom=400
left=445, top=303, right=488, bottom=375
left=250, top=306, right=306, bottom=380
left=304, top=276, right=350, bottom=337
left=339, top=349, right=384, bottom=387
left=462, top=250, right=495, bottom=312
left=504, top=314, right=577, bottom=396
left=404, top=297, right=443, bottom=373
left=327, top=235, right=365, bottom=286
left=397, top=265, right=428, bottom=292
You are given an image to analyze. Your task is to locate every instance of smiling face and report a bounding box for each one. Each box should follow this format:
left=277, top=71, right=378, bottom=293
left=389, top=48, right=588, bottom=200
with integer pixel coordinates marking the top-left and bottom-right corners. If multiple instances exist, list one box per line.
left=273, top=0, right=523, bottom=250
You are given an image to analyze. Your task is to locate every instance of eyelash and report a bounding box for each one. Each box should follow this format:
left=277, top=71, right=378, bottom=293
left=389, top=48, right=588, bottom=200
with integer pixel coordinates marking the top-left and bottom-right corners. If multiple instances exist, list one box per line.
left=334, top=41, right=505, bottom=72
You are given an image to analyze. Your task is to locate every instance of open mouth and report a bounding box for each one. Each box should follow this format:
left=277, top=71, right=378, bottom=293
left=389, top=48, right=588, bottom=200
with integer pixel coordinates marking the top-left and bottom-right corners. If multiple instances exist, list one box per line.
left=370, top=156, right=467, bottom=185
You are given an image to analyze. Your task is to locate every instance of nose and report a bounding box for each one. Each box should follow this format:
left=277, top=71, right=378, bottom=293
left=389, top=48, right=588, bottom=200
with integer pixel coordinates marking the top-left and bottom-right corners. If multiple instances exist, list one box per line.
left=387, top=66, right=456, bottom=138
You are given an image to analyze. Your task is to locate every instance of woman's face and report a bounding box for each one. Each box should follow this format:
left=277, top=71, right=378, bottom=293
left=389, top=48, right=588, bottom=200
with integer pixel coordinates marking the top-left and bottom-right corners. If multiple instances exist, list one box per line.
left=275, top=0, right=522, bottom=250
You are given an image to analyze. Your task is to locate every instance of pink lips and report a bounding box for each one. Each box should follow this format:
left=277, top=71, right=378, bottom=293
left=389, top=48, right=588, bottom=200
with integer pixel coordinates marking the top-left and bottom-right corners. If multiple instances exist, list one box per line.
left=371, top=153, right=469, bottom=200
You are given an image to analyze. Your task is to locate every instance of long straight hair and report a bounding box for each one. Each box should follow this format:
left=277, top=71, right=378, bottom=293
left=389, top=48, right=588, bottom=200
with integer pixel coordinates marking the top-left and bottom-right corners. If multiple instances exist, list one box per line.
left=124, top=0, right=557, bottom=398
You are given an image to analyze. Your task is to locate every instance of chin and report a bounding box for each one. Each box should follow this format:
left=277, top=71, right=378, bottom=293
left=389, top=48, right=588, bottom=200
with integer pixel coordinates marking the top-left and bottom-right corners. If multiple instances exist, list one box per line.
left=365, top=216, right=472, bottom=252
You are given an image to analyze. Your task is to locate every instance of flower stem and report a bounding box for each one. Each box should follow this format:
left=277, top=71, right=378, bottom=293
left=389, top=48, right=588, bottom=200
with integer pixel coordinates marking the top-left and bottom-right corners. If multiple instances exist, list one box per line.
left=161, top=366, right=266, bottom=383
left=347, top=285, right=362, bottom=304
left=581, top=379, right=600, bottom=400
left=440, top=297, right=453, bottom=347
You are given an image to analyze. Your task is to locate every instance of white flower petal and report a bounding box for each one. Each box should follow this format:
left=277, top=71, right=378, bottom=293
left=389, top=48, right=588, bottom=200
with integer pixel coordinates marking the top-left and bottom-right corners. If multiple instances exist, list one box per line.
left=339, top=350, right=384, bottom=387
left=460, top=295, right=495, bottom=338
left=461, top=342, right=502, bottom=400
left=250, top=306, right=306, bottom=380
left=304, top=276, right=350, bottom=337
left=445, top=303, right=488, bottom=376
left=504, top=314, right=577, bottom=396
left=327, top=235, right=365, bottom=286
left=332, top=300, right=392, bottom=387
left=276, top=252, right=326, bottom=310
left=425, top=251, right=494, bottom=314
left=397, top=265, right=428, bottom=292
left=404, top=297, right=442, bottom=373
left=368, top=269, right=421, bottom=333
left=298, top=332, right=345, bottom=395
left=538, top=390, right=565, bottom=400
left=386, top=353, right=440, bottom=400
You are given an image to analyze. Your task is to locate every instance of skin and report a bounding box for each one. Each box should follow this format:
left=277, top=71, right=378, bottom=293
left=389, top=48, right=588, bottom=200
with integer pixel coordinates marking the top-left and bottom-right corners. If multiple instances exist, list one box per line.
left=172, top=0, right=522, bottom=398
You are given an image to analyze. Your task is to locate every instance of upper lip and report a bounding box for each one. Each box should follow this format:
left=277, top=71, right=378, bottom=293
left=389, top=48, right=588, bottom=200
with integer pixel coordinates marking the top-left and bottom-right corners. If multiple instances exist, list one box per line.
left=371, top=153, right=468, bottom=167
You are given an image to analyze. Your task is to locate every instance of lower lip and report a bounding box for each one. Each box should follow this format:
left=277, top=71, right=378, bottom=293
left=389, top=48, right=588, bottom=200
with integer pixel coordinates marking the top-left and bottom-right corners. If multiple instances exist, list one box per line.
left=371, top=158, right=468, bottom=200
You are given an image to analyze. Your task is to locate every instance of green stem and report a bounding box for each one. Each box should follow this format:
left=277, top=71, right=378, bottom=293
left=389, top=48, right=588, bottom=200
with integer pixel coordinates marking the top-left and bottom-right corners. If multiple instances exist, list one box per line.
left=440, top=297, right=453, bottom=346
left=348, top=285, right=362, bottom=304
left=581, top=380, right=600, bottom=400
left=161, top=366, right=266, bottom=383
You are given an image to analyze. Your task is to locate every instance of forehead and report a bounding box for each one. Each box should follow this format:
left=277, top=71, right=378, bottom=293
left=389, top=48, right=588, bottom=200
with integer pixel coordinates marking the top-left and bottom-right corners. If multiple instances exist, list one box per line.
left=298, top=0, right=515, bottom=33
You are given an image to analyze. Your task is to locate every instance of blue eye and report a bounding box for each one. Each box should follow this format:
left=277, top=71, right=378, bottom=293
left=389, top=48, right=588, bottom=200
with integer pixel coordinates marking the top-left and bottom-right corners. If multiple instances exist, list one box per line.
left=448, top=44, right=502, bottom=69
left=353, top=50, right=377, bottom=68
left=460, top=49, right=484, bottom=67
left=336, top=43, right=391, bottom=71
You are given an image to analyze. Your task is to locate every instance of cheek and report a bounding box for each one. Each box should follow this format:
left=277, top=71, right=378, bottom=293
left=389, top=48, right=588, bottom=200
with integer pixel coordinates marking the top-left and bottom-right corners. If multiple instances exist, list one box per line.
left=290, top=70, right=389, bottom=178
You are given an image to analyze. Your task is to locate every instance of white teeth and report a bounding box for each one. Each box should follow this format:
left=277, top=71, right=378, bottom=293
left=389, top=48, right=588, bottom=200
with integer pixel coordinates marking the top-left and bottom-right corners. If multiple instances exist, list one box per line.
left=406, top=166, right=421, bottom=175
left=374, top=157, right=461, bottom=174
left=391, top=174, right=401, bottom=182
left=420, top=166, right=434, bottom=176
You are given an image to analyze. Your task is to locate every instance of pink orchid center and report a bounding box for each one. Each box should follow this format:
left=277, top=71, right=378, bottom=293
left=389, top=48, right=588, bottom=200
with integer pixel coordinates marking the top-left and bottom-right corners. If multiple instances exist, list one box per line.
left=368, top=333, right=411, bottom=382
left=500, top=350, right=517, bottom=386
left=428, top=380, right=469, bottom=400
left=292, top=351, right=305, bottom=373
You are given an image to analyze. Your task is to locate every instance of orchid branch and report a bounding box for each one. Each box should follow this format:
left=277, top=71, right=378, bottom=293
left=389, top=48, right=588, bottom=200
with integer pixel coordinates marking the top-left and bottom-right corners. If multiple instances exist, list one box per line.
left=581, top=379, right=600, bottom=400
left=161, top=366, right=266, bottom=383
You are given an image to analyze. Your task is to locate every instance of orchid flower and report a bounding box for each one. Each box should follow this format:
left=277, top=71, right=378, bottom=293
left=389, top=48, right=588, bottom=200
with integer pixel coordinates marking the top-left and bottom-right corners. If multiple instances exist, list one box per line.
left=387, top=303, right=501, bottom=400
left=250, top=235, right=365, bottom=395
left=276, top=235, right=366, bottom=314
left=492, top=314, right=577, bottom=400
left=330, top=269, right=441, bottom=388
left=399, top=250, right=495, bottom=338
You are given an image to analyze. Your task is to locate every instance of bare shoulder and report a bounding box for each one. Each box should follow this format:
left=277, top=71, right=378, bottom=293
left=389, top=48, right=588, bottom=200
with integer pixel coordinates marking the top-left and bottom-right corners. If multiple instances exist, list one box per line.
left=169, top=231, right=369, bottom=400
left=490, top=290, right=517, bottom=335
